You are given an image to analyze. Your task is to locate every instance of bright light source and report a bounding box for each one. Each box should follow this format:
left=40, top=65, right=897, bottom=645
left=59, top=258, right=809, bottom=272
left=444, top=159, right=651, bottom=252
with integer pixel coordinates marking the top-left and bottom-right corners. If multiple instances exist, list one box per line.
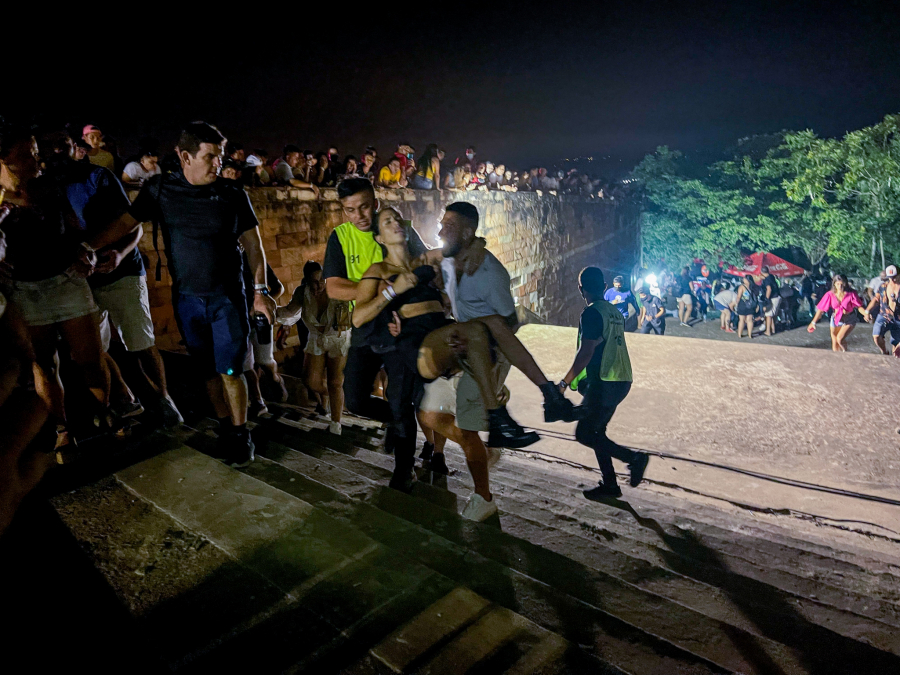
left=645, top=273, right=657, bottom=286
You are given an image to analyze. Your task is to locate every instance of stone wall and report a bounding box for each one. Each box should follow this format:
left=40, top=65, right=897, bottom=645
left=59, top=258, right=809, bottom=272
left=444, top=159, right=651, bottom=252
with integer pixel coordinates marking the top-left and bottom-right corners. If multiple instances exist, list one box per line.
left=138, top=187, right=640, bottom=352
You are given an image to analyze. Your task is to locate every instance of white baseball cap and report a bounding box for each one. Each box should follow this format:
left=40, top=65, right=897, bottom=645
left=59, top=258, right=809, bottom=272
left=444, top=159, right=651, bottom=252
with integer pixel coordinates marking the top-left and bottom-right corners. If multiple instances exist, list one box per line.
left=887, top=265, right=898, bottom=277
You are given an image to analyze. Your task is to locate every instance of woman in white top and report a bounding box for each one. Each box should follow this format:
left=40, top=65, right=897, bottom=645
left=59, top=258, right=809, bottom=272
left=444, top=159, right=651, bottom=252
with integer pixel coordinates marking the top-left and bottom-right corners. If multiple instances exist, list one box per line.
left=277, top=261, right=350, bottom=434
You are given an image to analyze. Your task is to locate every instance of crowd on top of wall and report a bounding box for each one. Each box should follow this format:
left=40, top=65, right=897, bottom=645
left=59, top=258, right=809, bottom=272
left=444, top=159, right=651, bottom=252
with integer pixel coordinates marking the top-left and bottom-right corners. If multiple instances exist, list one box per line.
left=81, top=128, right=622, bottom=199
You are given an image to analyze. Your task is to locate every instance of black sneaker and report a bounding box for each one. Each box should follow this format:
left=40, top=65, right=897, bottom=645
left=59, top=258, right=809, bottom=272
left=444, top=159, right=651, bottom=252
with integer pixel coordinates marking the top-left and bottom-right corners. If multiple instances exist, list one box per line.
left=314, top=403, right=327, bottom=417
left=428, top=452, right=449, bottom=475
left=486, top=406, right=539, bottom=449
left=389, top=465, right=417, bottom=493
left=227, top=427, right=255, bottom=468
left=628, top=453, right=650, bottom=488
left=583, top=483, right=622, bottom=501
left=419, top=441, right=435, bottom=461
left=540, top=383, right=577, bottom=423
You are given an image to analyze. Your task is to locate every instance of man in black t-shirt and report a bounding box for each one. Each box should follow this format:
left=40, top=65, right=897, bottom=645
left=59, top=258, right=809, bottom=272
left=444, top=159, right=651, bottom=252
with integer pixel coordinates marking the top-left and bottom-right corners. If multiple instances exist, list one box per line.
left=323, top=178, right=427, bottom=426
left=675, top=266, right=694, bottom=327
left=61, top=153, right=183, bottom=427
left=130, top=122, right=276, bottom=467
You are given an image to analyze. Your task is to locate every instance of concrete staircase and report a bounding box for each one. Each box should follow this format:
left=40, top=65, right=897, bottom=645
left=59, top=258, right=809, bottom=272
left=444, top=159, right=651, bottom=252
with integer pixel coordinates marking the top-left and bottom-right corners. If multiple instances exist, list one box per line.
left=51, top=404, right=900, bottom=674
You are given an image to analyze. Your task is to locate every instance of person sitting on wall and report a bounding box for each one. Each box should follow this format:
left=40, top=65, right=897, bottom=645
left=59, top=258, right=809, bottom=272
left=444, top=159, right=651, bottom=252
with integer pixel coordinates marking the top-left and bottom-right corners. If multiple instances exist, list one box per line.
left=272, top=144, right=319, bottom=197
left=377, top=157, right=407, bottom=188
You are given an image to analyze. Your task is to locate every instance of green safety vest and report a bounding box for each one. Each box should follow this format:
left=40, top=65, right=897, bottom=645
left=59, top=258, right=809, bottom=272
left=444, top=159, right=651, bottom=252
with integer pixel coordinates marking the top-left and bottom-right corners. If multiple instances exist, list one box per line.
left=570, top=301, right=633, bottom=390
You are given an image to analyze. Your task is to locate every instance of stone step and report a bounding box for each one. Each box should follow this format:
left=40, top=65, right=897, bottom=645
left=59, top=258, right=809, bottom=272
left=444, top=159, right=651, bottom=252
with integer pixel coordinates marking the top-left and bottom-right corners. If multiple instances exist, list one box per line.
left=54, top=442, right=588, bottom=674
left=184, top=436, right=728, bottom=674
left=233, top=424, right=900, bottom=675
left=278, top=404, right=900, bottom=597
left=259, top=415, right=900, bottom=655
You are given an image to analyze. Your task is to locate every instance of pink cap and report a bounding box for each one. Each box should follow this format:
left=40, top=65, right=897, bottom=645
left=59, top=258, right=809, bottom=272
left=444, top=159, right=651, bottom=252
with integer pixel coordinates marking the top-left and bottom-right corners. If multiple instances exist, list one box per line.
left=82, top=124, right=102, bottom=136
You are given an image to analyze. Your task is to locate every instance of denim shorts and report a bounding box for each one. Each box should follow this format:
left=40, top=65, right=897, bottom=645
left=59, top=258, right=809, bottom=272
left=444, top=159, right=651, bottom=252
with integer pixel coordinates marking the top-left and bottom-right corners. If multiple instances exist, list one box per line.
left=175, top=292, right=249, bottom=376
left=873, top=314, right=900, bottom=345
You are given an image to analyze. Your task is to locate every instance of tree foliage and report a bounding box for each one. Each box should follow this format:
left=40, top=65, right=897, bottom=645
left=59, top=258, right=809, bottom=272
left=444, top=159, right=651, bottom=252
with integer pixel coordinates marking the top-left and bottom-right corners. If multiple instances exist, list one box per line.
left=633, top=114, right=900, bottom=275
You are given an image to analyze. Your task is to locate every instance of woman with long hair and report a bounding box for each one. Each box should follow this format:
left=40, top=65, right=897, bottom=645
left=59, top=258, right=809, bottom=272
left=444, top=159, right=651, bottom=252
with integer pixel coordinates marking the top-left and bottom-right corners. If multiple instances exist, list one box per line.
left=277, top=261, right=351, bottom=434
left=409, top=144, right=443, bottom=191
left=732, top=275, right=758, bottom=339
left=808, top=273, right=862, bottom=352
left=352, top=207, right=574, bottom=495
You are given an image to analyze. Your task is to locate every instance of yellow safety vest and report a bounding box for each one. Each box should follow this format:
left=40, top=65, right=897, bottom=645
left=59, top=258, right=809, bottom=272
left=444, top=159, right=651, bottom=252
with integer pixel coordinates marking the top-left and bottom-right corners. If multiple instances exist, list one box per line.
left=334, top=222, right=384, bottom=282
left=570, top=301, right=633, bottom=390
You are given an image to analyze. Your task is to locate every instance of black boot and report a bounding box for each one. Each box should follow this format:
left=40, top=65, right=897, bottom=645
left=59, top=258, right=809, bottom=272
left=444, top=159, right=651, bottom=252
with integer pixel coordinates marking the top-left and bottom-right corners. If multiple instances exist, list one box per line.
left=428, top=452, right=449, bottom=475
left=389, top=435, right=417, bottom=492
left=226, top=425, right=255, bottom=468
left=628, top=452, right=650, bottom=487
left=583, top=483, right=622, bottom=501
left=419, top=441, right=435, bottom=461
left=540, top=383, right=576, bottom=423
left=486, top=406, right=539, bottom=448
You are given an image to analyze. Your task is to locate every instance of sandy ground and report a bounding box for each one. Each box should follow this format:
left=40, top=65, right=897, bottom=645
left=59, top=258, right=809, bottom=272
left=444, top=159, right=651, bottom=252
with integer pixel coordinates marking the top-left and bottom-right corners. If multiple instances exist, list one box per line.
left=501, top=324, right=900, bottom=546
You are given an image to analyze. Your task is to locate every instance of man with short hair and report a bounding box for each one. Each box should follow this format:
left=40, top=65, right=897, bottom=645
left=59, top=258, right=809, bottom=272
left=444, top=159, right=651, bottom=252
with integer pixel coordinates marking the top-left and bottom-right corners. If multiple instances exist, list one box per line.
left=121, top=148, right=160, bottom=186
left=324, top=178, right=427, bottom=425
left=637, top=287, right=666, bottom=334
left=129, top=121, right=276, bottom=466
left=437, top=202, right=575, bottom=431
left=862, top=264, right=900, bottom=355
left=760, top=266, right=780, bottom=336
left=273, top=144, right=318, bottom=195
left=604, top=275, right=639, bottom=331
left=61, top=138, right=183, bottom=428
left=560, top=267, right=649, bottom=500
left=82, top=124, right=115, bottom=171
left=675, top=266, right=693, bottom=327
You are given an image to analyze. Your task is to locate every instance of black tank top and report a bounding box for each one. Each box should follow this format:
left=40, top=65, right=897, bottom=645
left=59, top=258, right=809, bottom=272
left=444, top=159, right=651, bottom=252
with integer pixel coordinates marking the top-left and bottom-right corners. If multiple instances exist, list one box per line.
left=370, top=265, right=448, bottom=354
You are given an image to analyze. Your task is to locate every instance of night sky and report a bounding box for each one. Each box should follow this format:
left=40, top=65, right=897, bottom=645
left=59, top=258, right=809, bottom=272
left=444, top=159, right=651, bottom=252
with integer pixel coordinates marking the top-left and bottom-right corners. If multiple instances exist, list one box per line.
left=14, top=0, right=900, bottom=176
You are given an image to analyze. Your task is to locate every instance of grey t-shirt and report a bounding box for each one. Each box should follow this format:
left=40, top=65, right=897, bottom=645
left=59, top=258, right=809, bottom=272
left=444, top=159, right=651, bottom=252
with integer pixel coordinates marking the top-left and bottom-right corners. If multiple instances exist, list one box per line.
left=441, top=250, right=516, bottom=322
left=274, top=160, right=294, bottom=184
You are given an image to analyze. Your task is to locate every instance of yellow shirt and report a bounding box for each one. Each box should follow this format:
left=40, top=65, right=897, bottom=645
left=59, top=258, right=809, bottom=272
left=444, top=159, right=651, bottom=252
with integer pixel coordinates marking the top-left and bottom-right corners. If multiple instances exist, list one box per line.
left=379, top=166, right=401, bottom=185
left=88, top=149, right=115, bottom=171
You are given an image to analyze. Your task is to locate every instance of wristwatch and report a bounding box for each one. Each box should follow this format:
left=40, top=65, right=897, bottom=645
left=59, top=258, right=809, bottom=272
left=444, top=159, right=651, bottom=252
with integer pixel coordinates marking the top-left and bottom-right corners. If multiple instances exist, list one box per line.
left=558, top=379, right=569, bottom=390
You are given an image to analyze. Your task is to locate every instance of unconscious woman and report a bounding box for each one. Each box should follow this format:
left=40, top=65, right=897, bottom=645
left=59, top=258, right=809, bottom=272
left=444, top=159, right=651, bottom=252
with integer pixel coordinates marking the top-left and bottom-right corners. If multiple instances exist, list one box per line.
left=808, top=274, right=862, bottom=352
left=352, top=207, right=575, bottom=495
left=732, top=275, right=758, bottom=339
left=276, top=261, right=351, bottom=434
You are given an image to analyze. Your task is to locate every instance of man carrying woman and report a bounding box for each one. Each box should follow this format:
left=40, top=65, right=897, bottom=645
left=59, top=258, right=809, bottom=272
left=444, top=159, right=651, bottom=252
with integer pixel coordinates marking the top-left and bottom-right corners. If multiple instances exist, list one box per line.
left=352, top=203, right=575, bottom=518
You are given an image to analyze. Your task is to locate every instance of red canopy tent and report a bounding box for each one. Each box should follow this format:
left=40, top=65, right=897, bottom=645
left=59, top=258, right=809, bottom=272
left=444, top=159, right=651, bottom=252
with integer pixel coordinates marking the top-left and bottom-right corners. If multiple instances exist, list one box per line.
left=723, top=252, right=806, bottom=279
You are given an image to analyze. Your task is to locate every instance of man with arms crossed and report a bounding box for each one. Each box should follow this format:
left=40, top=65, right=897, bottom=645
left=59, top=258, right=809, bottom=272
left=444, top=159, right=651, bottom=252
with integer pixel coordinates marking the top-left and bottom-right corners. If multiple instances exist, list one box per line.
left=129, top=122, right=275, bottom=466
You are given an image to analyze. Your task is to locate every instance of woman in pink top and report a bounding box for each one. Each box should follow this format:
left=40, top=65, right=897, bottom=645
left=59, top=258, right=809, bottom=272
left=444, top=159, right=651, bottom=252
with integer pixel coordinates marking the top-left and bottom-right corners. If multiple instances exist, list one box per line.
left=808, top=274, right=862, bottom=352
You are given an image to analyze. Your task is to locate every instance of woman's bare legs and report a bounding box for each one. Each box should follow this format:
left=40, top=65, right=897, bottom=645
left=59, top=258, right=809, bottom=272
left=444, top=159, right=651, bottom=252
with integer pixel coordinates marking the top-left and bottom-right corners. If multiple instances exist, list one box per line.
left=325, top=353, right=346, bottom=423
left=29, top=325, right=66, bottom=422
left=306, top=353, right=327, bottom=403
left=58, top=312, right=109, bottom=407
left=472, top=315, right=548, bottom=386
left=837, top=324, right=855, bottom=352
left=418, top=322, right=499, bottom=410
left=829, top=325, right=840, bottom=351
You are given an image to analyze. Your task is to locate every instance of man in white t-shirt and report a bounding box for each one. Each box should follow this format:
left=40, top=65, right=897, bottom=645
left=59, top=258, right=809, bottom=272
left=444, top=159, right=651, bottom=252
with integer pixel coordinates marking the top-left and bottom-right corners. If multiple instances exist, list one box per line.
left=121, top=149, right=161, bottom=186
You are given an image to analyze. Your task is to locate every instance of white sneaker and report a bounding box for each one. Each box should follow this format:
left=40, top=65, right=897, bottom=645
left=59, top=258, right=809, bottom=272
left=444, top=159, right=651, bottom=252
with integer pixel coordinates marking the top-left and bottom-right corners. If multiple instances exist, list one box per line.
left=461, top=494, right=498, bottom=522
left=329, top=421, right=342, bottom=436
left=486, top=446, right=502, bottom=469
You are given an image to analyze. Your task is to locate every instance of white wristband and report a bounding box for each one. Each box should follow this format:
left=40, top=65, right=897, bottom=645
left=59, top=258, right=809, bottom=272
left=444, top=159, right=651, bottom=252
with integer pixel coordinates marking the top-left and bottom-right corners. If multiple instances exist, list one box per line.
left=382, top=288, right=394, bottom=302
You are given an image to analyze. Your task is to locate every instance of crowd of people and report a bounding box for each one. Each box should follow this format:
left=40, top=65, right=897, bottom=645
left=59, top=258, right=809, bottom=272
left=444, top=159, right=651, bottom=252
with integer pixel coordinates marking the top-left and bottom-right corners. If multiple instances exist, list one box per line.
left=81, top=131, right=616, bottom=199
left=0, top=120, right=651, bottom=534
left=619, top=261, right=900, bottom=355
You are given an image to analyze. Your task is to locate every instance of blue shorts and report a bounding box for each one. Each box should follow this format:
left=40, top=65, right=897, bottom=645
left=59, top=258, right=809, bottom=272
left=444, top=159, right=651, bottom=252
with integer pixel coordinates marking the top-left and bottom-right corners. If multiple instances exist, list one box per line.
left=873, top=314, right=900, bottom=345
left=713, top=300, right=729, bottom=311
left=175, top=292, right=250, bottom=376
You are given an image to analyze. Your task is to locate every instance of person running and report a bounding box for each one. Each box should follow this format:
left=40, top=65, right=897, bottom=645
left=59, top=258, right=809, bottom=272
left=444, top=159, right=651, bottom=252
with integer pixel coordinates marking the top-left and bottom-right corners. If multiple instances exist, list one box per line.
left=862, top=264, right=900, bottom=356
left=277, top=261, right=351, bottom=435
left=713, top=281, right=736, bottom=333
left=129, top=122, right=276, bottom=467
left=760, top=266, right=780, bottom=336
left=353, top=206, right=572, bottom=492
left=604, top=275, right=639, bottom=332
left=675, top=266, right=693, bottom=327
left=808, top=274, right=862, bottom=352
left=559, top=267, right=649, bottom=500
left=323, top=178, right=428, bottom=430
left=733, top=275, right=757, bottom=339
left=637, top=287, right=666, bottom=334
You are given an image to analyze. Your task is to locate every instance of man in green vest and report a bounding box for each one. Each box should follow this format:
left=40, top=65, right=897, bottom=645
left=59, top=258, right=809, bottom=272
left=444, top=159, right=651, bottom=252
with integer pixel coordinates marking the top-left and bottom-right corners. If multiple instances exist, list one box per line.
left=323, top=178, right=427, bottom=426
left=559, top=267, right=649, bottom=499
